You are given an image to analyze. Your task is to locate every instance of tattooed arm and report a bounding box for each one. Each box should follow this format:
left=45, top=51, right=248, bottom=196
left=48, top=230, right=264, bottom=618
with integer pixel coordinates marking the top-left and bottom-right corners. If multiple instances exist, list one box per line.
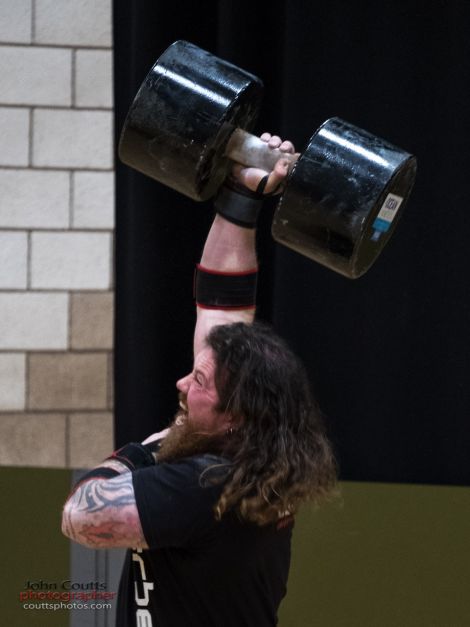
left=62, top=469, right=148, bottom=549
left=61, top=459, right=148, bottom=550
left=62, top=431, right=172, bottom=548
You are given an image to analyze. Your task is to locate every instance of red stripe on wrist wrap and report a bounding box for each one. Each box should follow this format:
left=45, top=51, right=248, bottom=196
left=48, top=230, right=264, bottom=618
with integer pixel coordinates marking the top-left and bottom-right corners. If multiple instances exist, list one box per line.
left=194, top=264, right=258, bottom=310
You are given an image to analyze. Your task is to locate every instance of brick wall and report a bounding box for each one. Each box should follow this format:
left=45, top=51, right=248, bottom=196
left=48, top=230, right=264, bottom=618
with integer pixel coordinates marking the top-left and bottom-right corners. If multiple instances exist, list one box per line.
left=0, top=0, right=114, bottom=468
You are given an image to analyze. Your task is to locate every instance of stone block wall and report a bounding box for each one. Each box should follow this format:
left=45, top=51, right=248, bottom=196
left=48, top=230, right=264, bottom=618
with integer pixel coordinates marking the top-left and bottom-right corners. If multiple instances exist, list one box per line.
left=0, top=0, right=114, bottom=469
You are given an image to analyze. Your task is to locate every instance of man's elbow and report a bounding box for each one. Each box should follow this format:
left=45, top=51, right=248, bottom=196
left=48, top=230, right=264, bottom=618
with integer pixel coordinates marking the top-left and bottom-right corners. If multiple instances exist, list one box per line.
left=61, top=512, right=68, bottom=539
left=61, top=502, right=89, bottom=547
left=61, top=501, right=74, bottom=541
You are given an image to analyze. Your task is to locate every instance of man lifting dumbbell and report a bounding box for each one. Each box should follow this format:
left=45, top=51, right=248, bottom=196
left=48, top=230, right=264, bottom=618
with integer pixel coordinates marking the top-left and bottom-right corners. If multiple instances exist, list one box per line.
left=62, top=134, right=337, bottom=627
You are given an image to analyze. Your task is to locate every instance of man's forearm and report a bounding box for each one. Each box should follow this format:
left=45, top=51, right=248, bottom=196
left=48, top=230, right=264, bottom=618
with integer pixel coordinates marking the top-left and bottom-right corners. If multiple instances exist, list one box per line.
left=92, top=457, right=130, bottom=474
left=199, top=135, right=293, bottom=274
left=193, top=134, right=293, bottom=354
left=194, top=214, right=258, bottom=354
left=199, top=214, right=257, bottom=273
left=61, top=437, right=164, bottom=549
left=66, top=438, right=163, bottom=504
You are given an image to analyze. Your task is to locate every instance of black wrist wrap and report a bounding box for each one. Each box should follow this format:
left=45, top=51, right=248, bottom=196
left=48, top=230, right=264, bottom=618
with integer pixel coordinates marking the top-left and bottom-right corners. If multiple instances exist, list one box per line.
left=107, top=442, right=156, bottom=471
left=214, top=177, right=266, bottom=228
left=194, top=264, right=257, bottom=310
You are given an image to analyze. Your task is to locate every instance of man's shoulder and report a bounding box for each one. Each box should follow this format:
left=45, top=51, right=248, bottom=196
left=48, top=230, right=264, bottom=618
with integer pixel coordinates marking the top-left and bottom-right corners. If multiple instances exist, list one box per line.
left=159, top=453, right=232, bottom=487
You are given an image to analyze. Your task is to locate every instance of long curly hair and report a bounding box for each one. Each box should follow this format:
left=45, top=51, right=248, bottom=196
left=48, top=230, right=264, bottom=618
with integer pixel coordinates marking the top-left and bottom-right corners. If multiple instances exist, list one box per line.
left=206, top=322, right=338, bottom=525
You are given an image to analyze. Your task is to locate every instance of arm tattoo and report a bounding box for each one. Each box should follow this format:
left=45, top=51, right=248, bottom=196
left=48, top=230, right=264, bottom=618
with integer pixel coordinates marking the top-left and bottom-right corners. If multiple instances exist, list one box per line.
left=64, top=473, right=148, bottom=549
left=75, top=473, right=135, bottom=512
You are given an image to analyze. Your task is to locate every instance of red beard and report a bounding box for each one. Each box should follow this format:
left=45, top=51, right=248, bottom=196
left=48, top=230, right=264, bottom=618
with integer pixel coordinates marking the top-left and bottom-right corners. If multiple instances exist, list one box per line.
left=156, top=406, right=229, bottom=464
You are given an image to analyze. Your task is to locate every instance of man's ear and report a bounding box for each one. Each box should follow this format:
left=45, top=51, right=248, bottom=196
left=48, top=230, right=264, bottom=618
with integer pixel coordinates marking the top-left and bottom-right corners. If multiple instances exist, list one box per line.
left=224, top=412, right=244, bottom=435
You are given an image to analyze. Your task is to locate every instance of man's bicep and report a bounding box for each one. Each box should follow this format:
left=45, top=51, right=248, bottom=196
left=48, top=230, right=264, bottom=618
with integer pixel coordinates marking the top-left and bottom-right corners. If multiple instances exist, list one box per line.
left=194, top=307, right=255, bottom=356
left=62, top=473, right=148, bottom=550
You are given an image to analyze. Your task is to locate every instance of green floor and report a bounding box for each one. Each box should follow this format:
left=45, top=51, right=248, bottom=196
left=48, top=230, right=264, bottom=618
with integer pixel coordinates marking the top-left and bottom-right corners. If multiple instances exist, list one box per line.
left=279, top=481, right=470, bottom=627
left=2, top=468, right=469, bottom=627
left=0, top=467, right=71, bottom=627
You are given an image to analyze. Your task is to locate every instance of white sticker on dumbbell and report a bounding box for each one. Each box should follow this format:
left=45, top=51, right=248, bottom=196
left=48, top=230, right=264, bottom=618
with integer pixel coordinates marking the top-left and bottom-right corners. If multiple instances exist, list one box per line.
left=373, top=193, right=404, bottom=233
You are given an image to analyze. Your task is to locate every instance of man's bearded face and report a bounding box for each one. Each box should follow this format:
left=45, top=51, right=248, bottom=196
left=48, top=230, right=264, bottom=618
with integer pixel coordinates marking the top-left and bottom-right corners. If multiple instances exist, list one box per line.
left=175, top=348, right=232, bottom=430
left=156, top=397, right=227, bottom=463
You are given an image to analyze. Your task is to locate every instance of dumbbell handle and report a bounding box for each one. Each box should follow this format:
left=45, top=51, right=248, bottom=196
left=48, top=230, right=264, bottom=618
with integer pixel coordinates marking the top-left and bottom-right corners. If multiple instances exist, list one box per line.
left=225, top=128, right=300, bottom=172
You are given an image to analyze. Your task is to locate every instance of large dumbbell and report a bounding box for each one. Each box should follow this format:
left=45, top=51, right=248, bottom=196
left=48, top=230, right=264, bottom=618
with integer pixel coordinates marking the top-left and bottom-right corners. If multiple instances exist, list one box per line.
left=119, top=40, right=417, bottom=279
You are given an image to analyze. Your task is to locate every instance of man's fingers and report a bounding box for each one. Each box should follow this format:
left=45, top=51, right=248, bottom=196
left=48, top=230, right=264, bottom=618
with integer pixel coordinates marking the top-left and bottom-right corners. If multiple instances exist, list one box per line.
left=268, top=135, right=282, bottom=149
left=232, top=164, right=271, bottom=191
left=232, top=134, right=295, bottom=193
left=141, top=428, right=170, bottom=445
left=232, top=161, right=288, bottom=195
left=263, top=159, right=289, bottom=194
left=280, top=140, right=295, bottom=154
left=261, top=134, right=295, bottom=154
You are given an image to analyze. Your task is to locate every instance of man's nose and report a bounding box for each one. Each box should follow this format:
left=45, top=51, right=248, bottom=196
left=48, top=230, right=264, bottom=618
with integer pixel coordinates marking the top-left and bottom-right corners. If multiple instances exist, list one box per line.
left=176, top=373, right=191, bottom=393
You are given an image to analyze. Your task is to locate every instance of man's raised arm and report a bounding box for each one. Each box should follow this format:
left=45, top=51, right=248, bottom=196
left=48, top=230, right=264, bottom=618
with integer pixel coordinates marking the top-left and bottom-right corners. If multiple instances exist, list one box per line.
left=193, top=133, right=295, bottom=356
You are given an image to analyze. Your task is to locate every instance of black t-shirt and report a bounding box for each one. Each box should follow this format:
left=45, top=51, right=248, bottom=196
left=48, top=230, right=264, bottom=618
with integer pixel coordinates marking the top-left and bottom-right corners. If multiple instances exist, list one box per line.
left=116, top=454, right=293, bottom=627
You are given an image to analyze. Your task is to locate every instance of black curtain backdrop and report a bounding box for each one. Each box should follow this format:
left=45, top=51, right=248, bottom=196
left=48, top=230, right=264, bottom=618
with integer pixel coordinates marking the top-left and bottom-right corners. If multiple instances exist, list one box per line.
left=113, top=0, right=470, bottom=485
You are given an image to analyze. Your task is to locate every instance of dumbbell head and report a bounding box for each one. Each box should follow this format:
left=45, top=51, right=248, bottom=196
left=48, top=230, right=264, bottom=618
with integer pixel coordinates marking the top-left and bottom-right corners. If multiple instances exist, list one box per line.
left=271, top=117, right=417, bottom=278
left=118, top=40, right=263, bottom=201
